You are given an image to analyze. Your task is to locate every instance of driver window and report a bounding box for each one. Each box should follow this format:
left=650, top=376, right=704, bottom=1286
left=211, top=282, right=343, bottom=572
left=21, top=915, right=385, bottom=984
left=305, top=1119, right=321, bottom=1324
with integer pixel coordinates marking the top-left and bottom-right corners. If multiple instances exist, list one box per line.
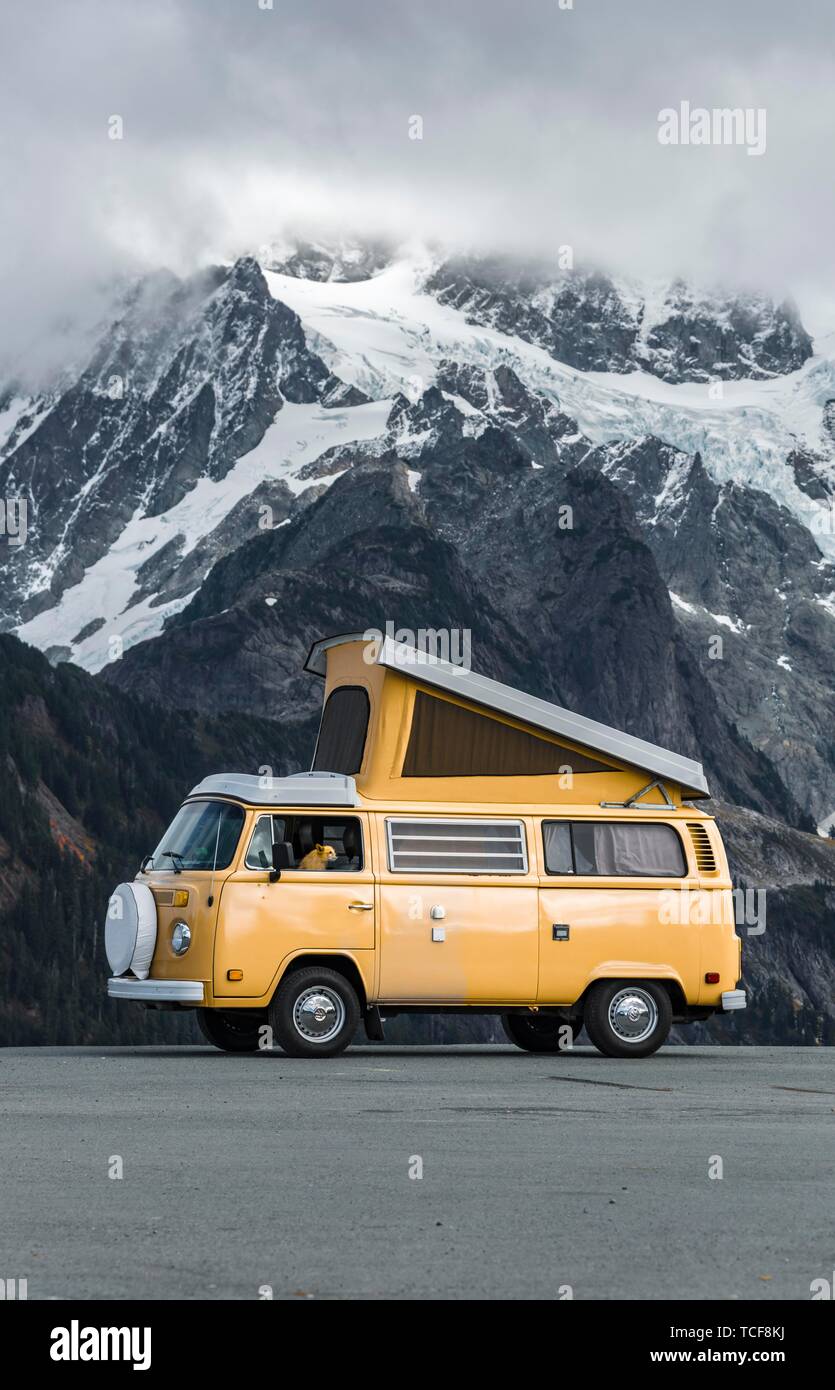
left=245, top=815, right=283, bottom=870
left=244, top=815, right=364, bottom=872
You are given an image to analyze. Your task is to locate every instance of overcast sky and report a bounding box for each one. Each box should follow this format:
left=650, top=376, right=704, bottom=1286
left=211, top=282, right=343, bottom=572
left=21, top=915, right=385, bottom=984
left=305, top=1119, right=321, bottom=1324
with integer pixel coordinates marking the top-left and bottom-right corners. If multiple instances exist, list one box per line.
left=4, top=0, right=835, bottom=379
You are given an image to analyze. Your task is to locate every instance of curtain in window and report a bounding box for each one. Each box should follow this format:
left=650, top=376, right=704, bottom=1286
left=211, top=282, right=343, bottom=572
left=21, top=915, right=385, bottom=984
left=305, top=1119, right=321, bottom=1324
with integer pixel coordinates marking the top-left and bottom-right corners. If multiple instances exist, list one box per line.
left=591, top=822, right=684, bottom=875
left=543, top=821, right=685, bottom=875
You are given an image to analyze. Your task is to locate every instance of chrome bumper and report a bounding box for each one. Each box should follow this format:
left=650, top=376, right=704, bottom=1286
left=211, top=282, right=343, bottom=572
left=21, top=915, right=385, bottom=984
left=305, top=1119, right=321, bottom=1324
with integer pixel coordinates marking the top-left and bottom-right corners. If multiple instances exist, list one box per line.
left=720, top=989, right=747, bottom=1011
left=107, top=977, right=205, bottom=1004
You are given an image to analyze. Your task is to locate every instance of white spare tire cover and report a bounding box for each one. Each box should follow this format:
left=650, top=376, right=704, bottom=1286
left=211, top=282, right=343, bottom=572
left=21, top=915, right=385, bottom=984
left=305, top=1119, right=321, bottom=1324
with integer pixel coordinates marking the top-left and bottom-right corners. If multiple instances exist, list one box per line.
left=105, top=883, right=157, bottom=980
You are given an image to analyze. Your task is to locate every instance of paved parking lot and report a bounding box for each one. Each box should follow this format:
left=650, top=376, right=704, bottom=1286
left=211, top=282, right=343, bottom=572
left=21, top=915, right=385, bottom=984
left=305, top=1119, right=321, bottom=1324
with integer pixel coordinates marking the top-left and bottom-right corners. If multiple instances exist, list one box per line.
left=1, top=1045, right=832, bottom=1300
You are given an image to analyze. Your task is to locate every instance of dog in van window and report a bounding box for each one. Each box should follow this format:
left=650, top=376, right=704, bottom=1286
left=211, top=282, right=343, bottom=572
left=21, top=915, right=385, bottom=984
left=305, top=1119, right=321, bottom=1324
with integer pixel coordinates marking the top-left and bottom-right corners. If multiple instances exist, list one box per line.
left=297, top=843, right=337, bottom=871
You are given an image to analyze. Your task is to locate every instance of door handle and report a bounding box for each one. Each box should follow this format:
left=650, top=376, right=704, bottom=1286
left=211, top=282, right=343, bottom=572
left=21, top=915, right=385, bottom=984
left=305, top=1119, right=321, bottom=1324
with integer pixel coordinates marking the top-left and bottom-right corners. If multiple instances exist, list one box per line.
left=348, top=902, right=373, bottom=911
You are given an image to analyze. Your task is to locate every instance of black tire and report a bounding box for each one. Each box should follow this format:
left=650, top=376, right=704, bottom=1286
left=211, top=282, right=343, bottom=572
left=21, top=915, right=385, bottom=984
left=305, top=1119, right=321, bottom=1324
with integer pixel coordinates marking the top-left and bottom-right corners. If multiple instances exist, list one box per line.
left=501, top=1013, right=582, bottom=1053
left=270, top=966, right=360, bottom=1058
left=196, top=1008, right=264, bottom=1053
left=583, top=981, right=672, bottom=1059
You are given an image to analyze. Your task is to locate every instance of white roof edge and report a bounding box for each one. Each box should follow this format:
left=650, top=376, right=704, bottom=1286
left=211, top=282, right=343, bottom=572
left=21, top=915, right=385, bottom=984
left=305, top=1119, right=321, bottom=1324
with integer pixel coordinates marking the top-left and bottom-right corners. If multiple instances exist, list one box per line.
left=188, top=772, right=359, bottom=807
left=304, top=632, right=710, bottom=798
left=305, top=631, right=369, bottom=677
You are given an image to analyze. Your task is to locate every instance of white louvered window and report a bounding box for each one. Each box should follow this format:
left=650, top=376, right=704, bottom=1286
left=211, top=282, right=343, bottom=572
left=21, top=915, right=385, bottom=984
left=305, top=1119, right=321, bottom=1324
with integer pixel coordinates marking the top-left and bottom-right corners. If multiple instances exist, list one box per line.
left=386, top=818, right=528, bottom=874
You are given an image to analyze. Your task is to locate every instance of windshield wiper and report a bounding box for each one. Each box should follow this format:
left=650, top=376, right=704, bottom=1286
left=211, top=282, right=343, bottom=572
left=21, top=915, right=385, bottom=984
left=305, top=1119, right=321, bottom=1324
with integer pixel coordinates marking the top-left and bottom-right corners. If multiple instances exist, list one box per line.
left=159, top=849, right=185, bottom=874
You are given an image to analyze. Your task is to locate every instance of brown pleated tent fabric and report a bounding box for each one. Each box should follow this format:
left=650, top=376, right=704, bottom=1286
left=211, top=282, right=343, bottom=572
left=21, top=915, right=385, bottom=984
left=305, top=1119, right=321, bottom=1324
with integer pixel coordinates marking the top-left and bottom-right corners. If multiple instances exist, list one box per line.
left=402, top=691, right=614, bottom=778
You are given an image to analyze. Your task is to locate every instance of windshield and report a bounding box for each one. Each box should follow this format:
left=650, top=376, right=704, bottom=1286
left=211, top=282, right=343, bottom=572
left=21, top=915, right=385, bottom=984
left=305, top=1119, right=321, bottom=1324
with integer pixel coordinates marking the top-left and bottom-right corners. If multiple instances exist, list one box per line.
left=148, top=800, right=245, bottom=872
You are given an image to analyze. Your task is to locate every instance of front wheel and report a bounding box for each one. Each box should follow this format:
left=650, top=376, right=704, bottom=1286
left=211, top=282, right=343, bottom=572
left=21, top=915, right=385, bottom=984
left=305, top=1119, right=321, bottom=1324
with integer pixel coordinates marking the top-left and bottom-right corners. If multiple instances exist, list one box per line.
left=270, top=967, right=360, bottom=1058
left=196, top=1008, right=264, bottom=1053
left=583, top=981, right=672, bottom=1058
left=501, top=1013, right=582, bottom=1053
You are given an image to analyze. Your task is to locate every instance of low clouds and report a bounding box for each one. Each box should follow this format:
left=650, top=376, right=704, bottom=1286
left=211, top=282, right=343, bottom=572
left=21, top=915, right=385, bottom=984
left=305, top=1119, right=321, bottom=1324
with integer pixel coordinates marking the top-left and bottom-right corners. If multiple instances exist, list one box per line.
left=3, top=0, right=835, bottom=380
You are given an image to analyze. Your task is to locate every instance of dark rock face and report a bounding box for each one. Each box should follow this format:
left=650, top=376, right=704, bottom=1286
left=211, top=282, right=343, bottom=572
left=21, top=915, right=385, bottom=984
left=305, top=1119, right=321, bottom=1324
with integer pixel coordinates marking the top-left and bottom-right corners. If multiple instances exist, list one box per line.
left=425, top=257, right=813, bottom=382
left=639, top=282, right=813, bottom=382
left=264, top=238, right=395, bottom=283
left=103, top=458, right=534, bottom=720
left=427, top=258, right=642, bottom=373
left=0, top=258, right=359, bottom=627
left=588, top=435, right=835, bottom=826
left=102, top=399, right=806, bottom=828
left=789, top=447, right=834, bottom=501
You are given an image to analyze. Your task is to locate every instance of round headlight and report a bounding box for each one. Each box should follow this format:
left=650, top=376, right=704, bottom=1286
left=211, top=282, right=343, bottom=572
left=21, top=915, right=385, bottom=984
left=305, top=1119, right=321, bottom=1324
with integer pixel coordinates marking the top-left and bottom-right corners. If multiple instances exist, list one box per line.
left=171, top=920, right=191, bottom=956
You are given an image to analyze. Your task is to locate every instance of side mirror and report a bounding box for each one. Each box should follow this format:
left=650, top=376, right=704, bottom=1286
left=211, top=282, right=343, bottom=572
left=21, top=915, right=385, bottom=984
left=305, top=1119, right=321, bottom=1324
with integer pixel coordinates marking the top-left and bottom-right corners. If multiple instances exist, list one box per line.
left=269, top=841, right=293, bottom=882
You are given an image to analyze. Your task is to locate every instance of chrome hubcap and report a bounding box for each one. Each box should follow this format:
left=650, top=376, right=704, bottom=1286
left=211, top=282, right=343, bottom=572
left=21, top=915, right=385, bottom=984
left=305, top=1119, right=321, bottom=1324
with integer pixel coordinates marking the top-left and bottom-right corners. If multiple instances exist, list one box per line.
left=293, top=987, right=345, bottom=1043
left=608, top=988, right=658, bottom=1044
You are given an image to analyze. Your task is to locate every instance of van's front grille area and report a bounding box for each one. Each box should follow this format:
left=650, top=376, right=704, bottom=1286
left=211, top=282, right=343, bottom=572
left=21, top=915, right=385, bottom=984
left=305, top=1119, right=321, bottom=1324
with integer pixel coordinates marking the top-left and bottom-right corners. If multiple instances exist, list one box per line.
left=687, top=823, right=717, bottom=874
left=387, top=818, right=528, bottom=874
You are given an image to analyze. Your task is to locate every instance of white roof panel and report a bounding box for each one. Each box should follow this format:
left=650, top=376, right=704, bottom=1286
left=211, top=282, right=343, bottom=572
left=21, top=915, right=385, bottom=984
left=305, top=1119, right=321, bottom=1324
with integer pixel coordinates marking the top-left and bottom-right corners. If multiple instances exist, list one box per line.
left=188, top=771, right=359, bottom=807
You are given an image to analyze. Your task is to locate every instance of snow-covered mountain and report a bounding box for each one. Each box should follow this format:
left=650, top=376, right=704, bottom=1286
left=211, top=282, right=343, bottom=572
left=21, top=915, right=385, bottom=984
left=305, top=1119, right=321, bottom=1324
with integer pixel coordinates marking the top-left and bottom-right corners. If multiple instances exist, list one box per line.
left=1, top=240, right=834, bottom=832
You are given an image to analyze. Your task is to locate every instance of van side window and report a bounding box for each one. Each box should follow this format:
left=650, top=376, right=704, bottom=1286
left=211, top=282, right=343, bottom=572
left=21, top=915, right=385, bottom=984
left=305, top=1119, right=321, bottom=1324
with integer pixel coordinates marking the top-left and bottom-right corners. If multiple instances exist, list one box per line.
left=245, top=815, right=364, bottom=871
left=542, top=821, right=685, bottom=877
left=312, top=687, right=370, bottom=775
left=542, top=821, right=573, bottom=873
left=387, top=818, right=527, bottom=873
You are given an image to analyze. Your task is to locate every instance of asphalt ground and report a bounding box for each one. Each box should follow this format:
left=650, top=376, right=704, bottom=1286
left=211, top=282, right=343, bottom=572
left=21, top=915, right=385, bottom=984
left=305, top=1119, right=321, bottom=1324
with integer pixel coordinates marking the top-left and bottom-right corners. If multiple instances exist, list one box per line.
left=1, top=1045, right=833, bottom=1300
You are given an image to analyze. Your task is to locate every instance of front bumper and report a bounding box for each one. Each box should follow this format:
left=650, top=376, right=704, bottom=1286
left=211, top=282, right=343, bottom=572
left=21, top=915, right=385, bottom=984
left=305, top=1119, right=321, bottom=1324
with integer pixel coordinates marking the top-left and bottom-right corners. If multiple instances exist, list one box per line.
left=720, top=988, right=747, bottom=1011
left=107, top=977, right=205, bottom=1004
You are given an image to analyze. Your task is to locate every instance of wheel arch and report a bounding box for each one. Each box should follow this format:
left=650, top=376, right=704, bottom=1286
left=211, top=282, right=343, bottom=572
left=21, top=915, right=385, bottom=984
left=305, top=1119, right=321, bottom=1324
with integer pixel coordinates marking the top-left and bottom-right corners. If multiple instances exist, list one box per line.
left=577, top=973, right=687, bottom=1015
left=275, top=952, right=369, bottom=1011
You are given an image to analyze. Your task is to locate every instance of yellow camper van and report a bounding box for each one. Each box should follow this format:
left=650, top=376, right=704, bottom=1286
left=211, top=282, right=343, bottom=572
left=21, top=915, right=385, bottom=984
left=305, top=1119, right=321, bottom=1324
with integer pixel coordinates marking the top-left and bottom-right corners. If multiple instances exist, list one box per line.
left=105, top=633, right=745, bottom=1059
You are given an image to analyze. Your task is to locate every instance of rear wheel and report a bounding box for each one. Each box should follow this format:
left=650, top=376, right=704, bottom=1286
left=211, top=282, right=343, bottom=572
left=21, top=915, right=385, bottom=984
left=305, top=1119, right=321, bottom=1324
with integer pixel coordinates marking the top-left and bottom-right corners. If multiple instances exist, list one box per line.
left=196, top=1008, right=263, bottom=1053
left=501, top=1013, right=582, bottom=1053
left=270, top=966, right=360, bottom=1058
left=583, top=981, right=671, bottom=1058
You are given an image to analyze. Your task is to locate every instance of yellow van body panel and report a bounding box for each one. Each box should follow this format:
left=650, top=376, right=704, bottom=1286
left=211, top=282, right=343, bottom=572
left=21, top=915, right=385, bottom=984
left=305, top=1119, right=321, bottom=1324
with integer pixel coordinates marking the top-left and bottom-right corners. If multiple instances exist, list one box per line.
left=141, top=801, right=737, bottom=1012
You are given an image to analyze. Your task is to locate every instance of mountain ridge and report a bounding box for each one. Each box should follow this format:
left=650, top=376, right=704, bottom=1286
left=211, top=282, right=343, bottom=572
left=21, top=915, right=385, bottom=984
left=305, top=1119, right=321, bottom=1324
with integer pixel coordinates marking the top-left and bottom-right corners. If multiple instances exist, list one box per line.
left=1, top=239, right=833, bottom=836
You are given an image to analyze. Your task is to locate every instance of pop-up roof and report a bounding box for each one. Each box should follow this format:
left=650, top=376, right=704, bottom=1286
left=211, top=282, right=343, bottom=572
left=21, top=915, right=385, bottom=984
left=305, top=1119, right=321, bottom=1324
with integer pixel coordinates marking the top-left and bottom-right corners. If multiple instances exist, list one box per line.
left=305, top=632, right=710, bottom=804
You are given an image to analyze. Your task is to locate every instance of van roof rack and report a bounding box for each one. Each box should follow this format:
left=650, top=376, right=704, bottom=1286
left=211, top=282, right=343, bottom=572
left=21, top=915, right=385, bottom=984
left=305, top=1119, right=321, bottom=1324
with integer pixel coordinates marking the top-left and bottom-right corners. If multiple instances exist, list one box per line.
left=599, top=779, right=677, bottom=810
left=187, top=772, right=359, bottom=807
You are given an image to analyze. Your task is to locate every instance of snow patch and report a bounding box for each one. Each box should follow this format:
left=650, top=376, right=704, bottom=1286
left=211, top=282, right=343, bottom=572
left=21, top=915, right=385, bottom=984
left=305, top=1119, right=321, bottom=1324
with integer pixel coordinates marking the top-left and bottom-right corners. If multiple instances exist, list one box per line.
left=669, top=591, right=697, bottom=614
left=707, top=611, right=745, bottom=634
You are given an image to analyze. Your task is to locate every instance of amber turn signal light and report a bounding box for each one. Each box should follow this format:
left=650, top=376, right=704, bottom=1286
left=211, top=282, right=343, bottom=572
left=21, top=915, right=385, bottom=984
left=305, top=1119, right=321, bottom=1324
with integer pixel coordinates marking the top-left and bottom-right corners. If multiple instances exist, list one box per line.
left=704, top=972, right=720, bottom=984
left=227, top=969, right=243, bottom=982
left=173, top=889, right=189, bottom=907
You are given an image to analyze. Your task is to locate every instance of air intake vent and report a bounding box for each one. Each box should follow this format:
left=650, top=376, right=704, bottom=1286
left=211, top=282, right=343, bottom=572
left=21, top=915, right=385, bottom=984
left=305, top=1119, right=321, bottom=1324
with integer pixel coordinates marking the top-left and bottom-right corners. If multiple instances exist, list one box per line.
left=687, top=823, right=717, bottom=874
